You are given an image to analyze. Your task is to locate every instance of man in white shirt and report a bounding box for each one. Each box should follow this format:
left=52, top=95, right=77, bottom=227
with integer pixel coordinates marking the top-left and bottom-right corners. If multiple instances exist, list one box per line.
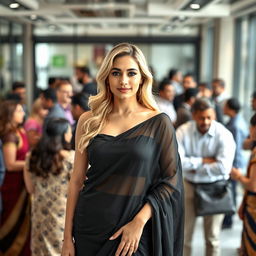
left=154, top=79, right=177, bottom=123
left=176, top=98, right=235, bottom=256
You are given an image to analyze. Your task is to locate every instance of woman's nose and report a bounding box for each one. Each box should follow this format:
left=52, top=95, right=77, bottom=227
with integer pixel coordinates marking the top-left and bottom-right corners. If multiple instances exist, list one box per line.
left=120, top=75, right=128, bottom=85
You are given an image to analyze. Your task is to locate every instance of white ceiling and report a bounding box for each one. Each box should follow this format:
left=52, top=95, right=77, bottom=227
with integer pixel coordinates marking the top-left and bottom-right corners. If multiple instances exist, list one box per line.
left=0, top=0, right=255, bottom=36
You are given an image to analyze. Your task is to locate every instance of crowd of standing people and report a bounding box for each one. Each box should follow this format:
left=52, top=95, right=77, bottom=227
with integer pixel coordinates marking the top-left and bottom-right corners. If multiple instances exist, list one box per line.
left=0, top=42, right=255, bottom=256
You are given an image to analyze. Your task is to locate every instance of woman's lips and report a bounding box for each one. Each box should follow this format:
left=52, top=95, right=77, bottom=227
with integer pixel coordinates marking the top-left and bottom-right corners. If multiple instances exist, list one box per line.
left=118, top=88, right=131, bottom=93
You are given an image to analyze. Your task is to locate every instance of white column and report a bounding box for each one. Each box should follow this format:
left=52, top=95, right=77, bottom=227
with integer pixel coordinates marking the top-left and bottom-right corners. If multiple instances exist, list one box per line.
left=213, top=18, right=235, bottom=96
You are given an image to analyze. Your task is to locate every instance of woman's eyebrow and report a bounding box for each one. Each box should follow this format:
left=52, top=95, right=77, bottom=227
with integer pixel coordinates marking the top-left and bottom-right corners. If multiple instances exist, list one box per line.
left=111, top=68, right=138, bottom=71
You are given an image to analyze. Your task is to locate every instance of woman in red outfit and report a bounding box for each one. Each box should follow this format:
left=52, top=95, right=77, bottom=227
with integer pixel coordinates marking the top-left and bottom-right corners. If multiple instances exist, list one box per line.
left=0, top=100, right=30, bottom=256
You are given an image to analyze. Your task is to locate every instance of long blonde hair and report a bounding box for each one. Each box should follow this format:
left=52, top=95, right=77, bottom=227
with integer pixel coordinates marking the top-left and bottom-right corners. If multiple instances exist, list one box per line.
left=78, top=43, right=159, bottom=152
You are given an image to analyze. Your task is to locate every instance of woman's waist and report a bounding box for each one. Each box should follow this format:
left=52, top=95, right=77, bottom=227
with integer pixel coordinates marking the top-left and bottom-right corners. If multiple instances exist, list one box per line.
left=79, top=186, right=145, bottom=202
left=76, top=189, right=143, bottom=217
left=74, top=189, right=144, bottom=234
left=0, top=171, right=24, bottom=191
left=247, top=191, right=256, bottom=196
left=245, top=192, right=256, bottom=208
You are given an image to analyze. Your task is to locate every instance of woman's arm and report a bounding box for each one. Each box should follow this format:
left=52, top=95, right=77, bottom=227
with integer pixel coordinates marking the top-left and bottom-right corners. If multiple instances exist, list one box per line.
left=3, top=143, right=25, bottom=171
left=243, top=138, right=253, bottom=150
left=62, top=112, right=91, bottom=255
left=133, top=203, right=152, bottom=224
left=23, top=153, right=35, bottom=194
left=231, top=164, right=256, bottom=192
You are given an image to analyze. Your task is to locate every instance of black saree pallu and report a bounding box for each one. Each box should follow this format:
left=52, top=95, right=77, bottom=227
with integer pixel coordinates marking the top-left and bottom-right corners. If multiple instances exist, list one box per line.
left=73, top=113, right=184, bottom=256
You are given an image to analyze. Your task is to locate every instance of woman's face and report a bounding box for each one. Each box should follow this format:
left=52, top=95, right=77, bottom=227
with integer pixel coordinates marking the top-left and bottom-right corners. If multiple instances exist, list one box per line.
left=38, top=107, right=48, bottom=119
left=64, top=125, right=72, bottom=143
left=108, top=55, right=142, bottom=100
left=250, top=125, right=256, bottom=141
left=12, top=104, right=25, bottom=125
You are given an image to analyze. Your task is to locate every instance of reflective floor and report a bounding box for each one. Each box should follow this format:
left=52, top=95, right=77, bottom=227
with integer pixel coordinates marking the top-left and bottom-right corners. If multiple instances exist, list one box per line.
left=191, top=195, right=243, bottom=256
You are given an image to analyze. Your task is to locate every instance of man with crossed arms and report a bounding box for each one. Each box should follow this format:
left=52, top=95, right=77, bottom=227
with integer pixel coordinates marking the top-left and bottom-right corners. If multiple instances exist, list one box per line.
left=176, top=98, right=235, bottom=256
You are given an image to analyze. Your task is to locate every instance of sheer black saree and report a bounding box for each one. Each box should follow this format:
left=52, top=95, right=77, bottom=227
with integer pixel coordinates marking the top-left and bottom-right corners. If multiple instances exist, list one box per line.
left=73, top=113, right=184, bottom=256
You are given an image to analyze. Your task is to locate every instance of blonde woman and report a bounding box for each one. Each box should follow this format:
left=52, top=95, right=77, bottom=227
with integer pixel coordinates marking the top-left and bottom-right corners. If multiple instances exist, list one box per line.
left=62, top=43, right=184, bottom=256
left=24, top=98, right=48, bottom=147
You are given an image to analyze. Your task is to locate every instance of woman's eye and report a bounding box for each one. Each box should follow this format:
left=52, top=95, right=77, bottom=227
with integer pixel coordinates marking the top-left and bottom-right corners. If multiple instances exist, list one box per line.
left=128, top=72, right=137, bottom=77
left=112, top=71, right=120, bottom=76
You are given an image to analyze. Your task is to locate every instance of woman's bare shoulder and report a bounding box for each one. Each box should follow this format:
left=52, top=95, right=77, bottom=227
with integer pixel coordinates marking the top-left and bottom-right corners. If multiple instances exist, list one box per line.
left=144, top=110, right=162, bottom=119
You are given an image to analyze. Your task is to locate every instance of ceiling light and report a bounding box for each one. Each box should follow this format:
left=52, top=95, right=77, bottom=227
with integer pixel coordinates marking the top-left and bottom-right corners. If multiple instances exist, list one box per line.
left=9, top=2, right=20, bottom=9
left=190, top=3, right=200, bottom=10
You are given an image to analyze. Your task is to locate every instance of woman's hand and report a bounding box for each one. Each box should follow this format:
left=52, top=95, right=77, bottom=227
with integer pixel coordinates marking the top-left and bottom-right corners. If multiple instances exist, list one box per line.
left=230, top=167, right=242, bottom=180
left=110, top=218, right=145, bottom=256
left=61, top=239, right=75, bottom=256
left=238, top=203, right=244, bottom=220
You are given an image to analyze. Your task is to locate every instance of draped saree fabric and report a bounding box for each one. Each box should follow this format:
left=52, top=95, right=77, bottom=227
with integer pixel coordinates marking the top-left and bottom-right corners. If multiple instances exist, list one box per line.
left=240, top=153, right=256, bottom=255
left=0, top=131, right=30, bottom=256
left=73, top=113, right=184, bottom=255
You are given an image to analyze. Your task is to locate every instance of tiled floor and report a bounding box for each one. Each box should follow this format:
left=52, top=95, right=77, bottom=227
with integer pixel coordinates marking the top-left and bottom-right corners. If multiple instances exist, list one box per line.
left=191, top=214, right=242, bottom=256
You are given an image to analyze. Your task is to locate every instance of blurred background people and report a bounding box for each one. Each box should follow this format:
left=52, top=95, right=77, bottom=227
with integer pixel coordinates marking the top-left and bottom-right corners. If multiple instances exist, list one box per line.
left=70, top=93, right=90, bottom=150
left=176, top=98, right=235, bottom=256
left=0, top=100, right=30, bottom=256
left=56, top=80, right=74, bottom=125
left=75, top=66, right=97, bottom=96
left=243, top=91, right=256, bottom=150
left=174, top=73, right=197, bottom=111
left=149, top=65, right=158, bottom=96
left=24, top=118, right=74, bottom=256
left=6, top=81, right=28, bottom=120
left=198, top=81, right=224, bottom=123
left=198, top=82, right=213, bottom=99
left=5, top=92, right=22, bottom=102
left=168, top=68, right=183, bottom=96
left=212, top=78, right=229, bottom=124
left=12, top=81, right=26, bottom=104
left=222, top=98, right=248, bottom=229
left=0, top=139, right=5, bottom=221
left=230, top=113, right=256, bottom=256
left=252, top=91, right=256, bottom=114
left=154, top=79, right=177, bottom=123
left=48, top=77, right=61, bottom=89
left=41, top=88, right=66, bottom=130
left=212, top=78, right=228, bottom=109
left=175, top=87, right=199, bottom=128
left=24, top=98, right=48, bottom=148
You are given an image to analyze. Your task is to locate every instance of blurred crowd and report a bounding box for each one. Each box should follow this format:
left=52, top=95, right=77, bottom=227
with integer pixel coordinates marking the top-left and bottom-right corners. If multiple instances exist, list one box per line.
left=0, top=65, right=256, bottom=256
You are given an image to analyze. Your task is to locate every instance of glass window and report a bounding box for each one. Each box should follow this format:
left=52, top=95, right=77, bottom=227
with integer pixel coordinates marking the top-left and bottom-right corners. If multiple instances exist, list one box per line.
left=0, top=19, right=9, bottom=36
left=35, top=42, right=196, bottom=90
left=145, top=44, right=195, bottom=82
left=35, top=43, right=74, bottom=89
left=12, top=23, right=23, bottom=36
left=233, top=15, right=256, bottom=122
left=0, top=19, right=24, bottom=95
